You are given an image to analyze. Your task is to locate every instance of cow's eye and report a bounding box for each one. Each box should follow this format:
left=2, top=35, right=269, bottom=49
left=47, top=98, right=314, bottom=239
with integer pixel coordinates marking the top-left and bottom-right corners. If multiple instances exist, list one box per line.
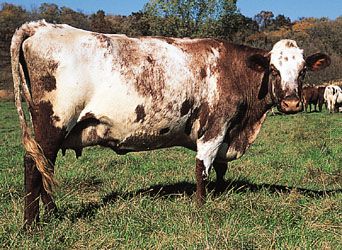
left=270, top=65, right=280, bottom=76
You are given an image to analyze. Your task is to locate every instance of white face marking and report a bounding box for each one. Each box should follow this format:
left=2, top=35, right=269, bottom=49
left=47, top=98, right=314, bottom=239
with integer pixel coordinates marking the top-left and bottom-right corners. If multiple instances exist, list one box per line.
left=270, top=40, right=305, bottom=92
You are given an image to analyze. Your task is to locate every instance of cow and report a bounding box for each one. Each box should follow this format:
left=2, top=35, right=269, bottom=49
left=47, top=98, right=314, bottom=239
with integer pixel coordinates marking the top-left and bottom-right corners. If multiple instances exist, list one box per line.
left=11, top=20, right=331, bottom=226
left=302, top=85, right=327, bottom=112
left=302, top=85, right=319, bottom=112
left=334, top=90, right=342, bottom=112
left=324, top=85, right=342, bottom=113
left=317, top=85, right=326, bottom=112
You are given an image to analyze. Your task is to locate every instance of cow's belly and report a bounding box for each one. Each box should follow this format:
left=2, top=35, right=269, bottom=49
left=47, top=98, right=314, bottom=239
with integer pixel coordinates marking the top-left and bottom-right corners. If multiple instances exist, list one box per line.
left=59, top=86, right=195, bottom=154
left=61, top=113, right=194, bottom=154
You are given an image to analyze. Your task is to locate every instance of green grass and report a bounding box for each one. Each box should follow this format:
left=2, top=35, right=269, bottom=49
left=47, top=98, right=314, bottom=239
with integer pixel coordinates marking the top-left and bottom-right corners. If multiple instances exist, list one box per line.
left=0, top=100, right=341, bottom=249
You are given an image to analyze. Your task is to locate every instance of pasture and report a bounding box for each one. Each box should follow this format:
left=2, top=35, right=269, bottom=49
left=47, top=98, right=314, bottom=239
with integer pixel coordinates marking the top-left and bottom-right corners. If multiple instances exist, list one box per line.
left=0, top=100, right=341, bottom=249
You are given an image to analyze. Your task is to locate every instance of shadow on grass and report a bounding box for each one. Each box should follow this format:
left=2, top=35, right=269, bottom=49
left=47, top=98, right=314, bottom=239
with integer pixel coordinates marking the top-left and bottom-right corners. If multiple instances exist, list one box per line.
left=64, top=178, right=341, bottom=222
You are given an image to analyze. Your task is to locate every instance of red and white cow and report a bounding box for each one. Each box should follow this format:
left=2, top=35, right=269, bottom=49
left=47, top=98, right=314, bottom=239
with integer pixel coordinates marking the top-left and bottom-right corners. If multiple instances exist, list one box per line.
left=11, top=20, right=331, bottom=226
left=334, top=89, right=342, bottom=112
left=324, top=85, right=342, bottom=112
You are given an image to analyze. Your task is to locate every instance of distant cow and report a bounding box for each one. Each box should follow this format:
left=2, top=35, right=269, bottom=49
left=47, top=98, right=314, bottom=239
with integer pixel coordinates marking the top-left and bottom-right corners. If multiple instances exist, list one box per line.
left=317, top=86, right=326, bottom=112
left=302, top=85, right=326, bottom=112
left=324, top=85, right=342, bottom=113
left=302, top=86, right=319, bottom=112
left=11, top=20, right=331, bottom=226
left=334, top=90, right=342, bottom=112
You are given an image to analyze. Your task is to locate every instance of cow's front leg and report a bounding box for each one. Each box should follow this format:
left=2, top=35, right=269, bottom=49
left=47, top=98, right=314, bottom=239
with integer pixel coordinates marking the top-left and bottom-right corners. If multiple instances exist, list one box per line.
left=213, top=161, right=228, bottom=193
left=24, top=154, right=42, bottom=227
left=195, top=159, right=207, bottom=205
left=195, top=130, right=226, bottom=205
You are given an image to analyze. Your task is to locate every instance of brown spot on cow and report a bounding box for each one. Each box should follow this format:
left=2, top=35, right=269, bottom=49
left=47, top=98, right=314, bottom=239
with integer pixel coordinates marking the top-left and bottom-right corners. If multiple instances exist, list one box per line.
left=135, top=64, right=166, bottom=98
left=180, top=99, right=193, bottom=117
left=184, top=107, right=199, bottom=136
left=135, top=105, right=146, bottom=122
left=200, top=68, right=207, bottom=79
left=285, top=40, right=296, bottom=48
left=197, top=102, right=211, bottom=138
left=31, top=101, right=66, bottom=159
left=80, top=112, right=97, bottom=122
left=147, top=55, right=155, bottom=64
left=159, top=127, right=170, bottom=135
left=22, top=45, right=59, bottom=100
left=39, top=75, right=56, bottom=92
left=52, top=114, right=60, bottom=122
left=93, top=33, right=111, bottom=48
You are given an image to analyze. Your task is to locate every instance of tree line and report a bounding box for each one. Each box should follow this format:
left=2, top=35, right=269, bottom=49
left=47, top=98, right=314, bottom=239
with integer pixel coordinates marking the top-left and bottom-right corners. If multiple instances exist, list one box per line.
left=1, top=1, right=341, bottom=90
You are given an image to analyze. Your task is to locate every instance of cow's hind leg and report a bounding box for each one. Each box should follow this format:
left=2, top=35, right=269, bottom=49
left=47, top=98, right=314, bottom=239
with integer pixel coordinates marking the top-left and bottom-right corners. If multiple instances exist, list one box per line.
left=24, top=154, right=41, bottom=226
left=24, top=101, right=65, bottom=226
left=35, top=136, right=62, bottom=220
left=24, top=149, right=59, bottom=227
left=40, top=150, right=58, bottom=219
left=213, top=161, right=228, bottom=194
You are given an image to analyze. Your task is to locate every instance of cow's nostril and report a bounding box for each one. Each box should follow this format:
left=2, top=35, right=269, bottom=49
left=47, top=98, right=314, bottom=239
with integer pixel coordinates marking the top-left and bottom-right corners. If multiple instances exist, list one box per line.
left=296, top=102, right=300, bottom=107
left=283, top=101, right=289, bottom=107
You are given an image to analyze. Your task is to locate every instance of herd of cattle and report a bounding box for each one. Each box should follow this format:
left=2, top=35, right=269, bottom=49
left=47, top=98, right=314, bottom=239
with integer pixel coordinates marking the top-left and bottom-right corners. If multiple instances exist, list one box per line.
left=302, top=84, right=342, bottom=113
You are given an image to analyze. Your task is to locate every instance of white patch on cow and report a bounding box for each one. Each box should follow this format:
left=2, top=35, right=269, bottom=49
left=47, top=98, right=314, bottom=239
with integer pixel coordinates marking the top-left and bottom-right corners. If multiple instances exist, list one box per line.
left=196, top=125, right=227, bottom=177
left=335, top=91, right=342, bottom=104
left=211, top=48, right=220, bottom=58
left=207, top=74, right=218, bottom=103
left=270, top=40, right=305, bottom=93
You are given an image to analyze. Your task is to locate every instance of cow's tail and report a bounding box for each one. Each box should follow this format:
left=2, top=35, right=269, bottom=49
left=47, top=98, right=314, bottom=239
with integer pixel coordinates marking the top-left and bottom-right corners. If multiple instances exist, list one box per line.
left=11, top=20, right=57, bottom=194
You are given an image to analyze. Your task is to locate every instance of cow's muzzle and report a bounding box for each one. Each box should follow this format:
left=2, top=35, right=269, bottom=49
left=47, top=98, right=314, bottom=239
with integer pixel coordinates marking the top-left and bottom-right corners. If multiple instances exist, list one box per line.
left=279, top=95, right=303, bottom=114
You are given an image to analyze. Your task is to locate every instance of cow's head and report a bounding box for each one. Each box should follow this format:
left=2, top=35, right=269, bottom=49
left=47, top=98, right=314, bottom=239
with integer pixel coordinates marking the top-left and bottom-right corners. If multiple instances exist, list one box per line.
left=248, top=39, right=330, bottom=114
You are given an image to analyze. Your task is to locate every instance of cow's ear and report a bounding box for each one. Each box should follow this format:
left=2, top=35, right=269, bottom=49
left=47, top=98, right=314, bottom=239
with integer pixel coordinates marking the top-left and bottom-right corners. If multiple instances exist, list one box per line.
left=306, top=53, right=331, bottom=71
left=247, top=54, right=269, bottom=72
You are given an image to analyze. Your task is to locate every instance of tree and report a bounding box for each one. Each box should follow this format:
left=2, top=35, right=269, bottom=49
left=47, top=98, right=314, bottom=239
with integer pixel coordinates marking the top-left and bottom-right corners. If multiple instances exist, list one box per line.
left=142, top=0, right=240, bottom=38
left=90, top=10, right=112, bottom=33
left=0, top=3, right=29, bottom=36
left=273, top=14, right=291, bottom=29
left=254, top=10, right=274, bottom=31
left=0, top=3, right=30, bottom=90
left=38, top=3, right=60, bottom=23
left=60, top=7, right=90, bottom=30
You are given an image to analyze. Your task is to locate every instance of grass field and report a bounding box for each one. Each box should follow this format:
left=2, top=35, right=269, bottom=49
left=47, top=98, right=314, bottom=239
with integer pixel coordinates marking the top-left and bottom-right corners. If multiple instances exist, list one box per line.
left=0, top=100, right=341, bottom=249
